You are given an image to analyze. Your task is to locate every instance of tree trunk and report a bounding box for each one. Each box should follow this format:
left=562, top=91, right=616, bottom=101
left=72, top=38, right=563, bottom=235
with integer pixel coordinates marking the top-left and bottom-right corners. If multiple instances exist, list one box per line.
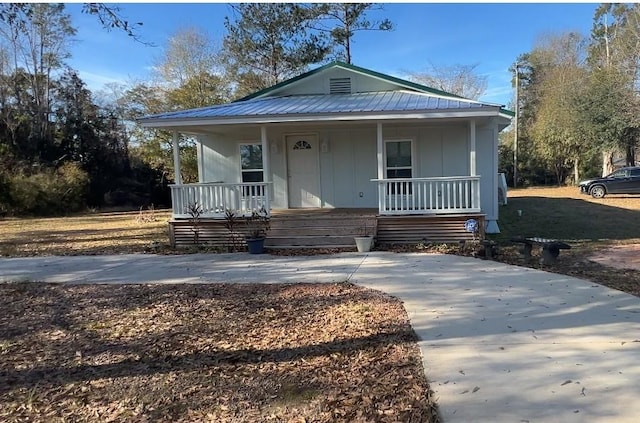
left=554, top=163, right=563, bottom=186
left=573, top=158, right=580, bottom=185
left=626, top=145, right=635, bottom=166
left=602, top=150, right=614, bottom=176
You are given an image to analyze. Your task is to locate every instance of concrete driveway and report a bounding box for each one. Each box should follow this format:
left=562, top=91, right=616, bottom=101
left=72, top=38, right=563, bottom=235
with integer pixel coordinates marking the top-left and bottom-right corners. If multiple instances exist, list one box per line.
left=2, top=252, right=639, bottom=422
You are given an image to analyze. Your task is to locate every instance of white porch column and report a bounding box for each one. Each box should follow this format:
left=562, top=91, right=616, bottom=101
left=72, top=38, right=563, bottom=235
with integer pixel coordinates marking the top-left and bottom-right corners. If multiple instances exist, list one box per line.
left=376, top=123, right=384, bottom=179
left=261, top=126, right=270, bottom=182
left=469, top=119, right=477, bottom=176
left=197, top=141, right=205, bottom=183
left=172, top=131, right=182, bottom=185
left=376, top=123, right=385, bottom=213
left=260, top=126, right=271, bottom=211
left=486, top=119, right=501, bottom=234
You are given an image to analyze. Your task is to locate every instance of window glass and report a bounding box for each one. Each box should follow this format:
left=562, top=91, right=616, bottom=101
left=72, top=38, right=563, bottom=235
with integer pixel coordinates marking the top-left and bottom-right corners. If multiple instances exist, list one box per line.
left=293, top=140, right=312, bottom=150
left=385, top=140, right=412, bottom=179
left=240, top=144, right=263, bottom=183
left=241, top=144, right=262, bottom=170
left=386, top=141, right=412, bottom=167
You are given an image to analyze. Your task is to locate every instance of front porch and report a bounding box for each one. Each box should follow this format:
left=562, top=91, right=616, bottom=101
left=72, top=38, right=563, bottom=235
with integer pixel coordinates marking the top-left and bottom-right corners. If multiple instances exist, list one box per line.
left=168, top=175, right=485, bottom=248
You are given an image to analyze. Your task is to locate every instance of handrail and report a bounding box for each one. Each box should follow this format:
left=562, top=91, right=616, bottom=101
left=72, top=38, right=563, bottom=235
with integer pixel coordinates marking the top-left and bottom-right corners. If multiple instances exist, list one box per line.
left=170, top=182, right=272, bottom=218
left=169, top=182, right=270, bottom=188
left=370, top=176, right=480, bottom=182
left=374, top=176, right=481, bottom=215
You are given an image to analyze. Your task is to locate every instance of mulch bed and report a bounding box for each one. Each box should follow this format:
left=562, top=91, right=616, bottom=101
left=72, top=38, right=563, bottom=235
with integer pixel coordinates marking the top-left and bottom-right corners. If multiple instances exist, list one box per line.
left=0, top=282, right=439, bottom=422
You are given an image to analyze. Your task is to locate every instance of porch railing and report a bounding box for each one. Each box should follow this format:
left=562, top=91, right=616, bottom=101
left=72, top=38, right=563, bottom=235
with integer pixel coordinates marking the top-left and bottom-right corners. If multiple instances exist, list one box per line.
left=374, top=176, right=481, bottom=215
left=170, top=182, right=271, bottom=218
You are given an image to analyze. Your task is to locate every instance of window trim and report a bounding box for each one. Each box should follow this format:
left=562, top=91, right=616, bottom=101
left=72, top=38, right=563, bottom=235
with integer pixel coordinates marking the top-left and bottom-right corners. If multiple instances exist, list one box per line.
left=239, top=142, right=264, bottom=183
left=384, top=138, right=415, bottom=179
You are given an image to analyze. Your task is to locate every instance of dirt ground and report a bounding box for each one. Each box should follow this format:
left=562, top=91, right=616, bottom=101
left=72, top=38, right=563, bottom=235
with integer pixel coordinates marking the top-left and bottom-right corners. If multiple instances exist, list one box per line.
left=588, top=243, right=640, bottom=271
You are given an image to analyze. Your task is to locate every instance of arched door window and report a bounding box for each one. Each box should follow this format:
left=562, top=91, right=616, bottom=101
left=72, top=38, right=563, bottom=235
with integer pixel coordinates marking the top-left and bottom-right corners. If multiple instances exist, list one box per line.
left=293, top=140, right=312, bottom=150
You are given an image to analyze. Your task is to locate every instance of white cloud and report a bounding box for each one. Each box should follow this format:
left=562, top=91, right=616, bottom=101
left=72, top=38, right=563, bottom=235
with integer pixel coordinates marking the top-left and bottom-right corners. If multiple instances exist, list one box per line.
left=480, top=86, right=513, bottom=106
left=480, top=68, right=514, bottom=106
left=75, top=69, right=131, bottom=91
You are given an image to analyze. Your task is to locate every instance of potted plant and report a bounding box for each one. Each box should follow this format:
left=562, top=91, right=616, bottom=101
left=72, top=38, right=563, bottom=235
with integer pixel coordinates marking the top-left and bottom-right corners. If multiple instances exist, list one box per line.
left=245, top=207, right=270, bottom=254
left=354, top=219, right=374, bottom=253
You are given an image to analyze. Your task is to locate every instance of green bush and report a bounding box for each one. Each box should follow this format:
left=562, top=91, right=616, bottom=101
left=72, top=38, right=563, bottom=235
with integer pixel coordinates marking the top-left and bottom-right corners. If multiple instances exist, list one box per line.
left=6, top=162, right=89, bottom=216
left=0, top=171, right=10, bottom=215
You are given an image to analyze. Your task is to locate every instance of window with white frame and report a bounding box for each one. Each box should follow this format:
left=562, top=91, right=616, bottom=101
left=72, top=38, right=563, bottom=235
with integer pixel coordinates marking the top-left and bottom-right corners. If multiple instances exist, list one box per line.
left=240, top=144, right=263, bottom=183
left=385, top=140, right=412, bottom=178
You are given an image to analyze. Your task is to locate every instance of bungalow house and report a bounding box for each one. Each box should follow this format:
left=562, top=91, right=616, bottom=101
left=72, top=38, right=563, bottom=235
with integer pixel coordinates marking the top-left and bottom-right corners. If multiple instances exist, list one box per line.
left=138, top=62, right=513, bottom=248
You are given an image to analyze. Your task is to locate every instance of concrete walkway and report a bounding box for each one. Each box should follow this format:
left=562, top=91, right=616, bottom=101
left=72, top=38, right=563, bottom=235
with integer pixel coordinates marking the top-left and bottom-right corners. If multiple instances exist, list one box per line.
left=2, top=252, right=639, bottom=422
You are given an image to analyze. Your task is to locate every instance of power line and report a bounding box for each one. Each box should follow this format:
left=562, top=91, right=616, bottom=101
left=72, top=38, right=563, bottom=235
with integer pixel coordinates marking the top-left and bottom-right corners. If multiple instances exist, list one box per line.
left=514, top=61, right=519, bottom=188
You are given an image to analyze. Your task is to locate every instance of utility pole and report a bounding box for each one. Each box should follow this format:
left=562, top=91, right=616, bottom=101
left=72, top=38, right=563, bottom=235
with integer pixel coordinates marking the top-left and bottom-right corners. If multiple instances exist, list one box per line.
left=513, top=61, right=519, bottom=188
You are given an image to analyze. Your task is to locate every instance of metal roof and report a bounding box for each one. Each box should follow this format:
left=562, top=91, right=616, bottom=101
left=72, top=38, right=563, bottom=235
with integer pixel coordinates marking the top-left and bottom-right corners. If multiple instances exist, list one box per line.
left=140, top=90, right=498, bottom=123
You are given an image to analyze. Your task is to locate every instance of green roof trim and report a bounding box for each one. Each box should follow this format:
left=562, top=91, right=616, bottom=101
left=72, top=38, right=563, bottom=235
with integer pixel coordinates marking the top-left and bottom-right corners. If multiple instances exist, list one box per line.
left=500, top=108, right=515, bottom=117
left=235, top=61, right=473, bottom=103
left=235, top=62, right=339, bottom=102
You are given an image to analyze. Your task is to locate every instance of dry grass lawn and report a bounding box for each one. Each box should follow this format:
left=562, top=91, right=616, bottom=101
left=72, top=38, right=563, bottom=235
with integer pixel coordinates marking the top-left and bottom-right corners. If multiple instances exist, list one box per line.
left=0, top=209, right=172, bottom=257
left=0, top=282, right=437, bottom=422
left=488, top=186, right=640, bottom=297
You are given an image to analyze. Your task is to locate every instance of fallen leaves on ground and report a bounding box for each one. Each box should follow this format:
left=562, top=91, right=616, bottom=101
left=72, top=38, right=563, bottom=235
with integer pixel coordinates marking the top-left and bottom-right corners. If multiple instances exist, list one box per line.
left=0, top=282, right=439, bottom=422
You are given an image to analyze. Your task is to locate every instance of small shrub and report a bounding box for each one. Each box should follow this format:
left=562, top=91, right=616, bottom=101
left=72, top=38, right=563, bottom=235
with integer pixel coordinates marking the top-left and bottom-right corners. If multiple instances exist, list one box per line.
left=136, top=204, right=157, bottom=223
left=245, top=207, right=270, bottom=239
left=185, top=202, right=203, bottom=244
left=224, top=209, right=242, bottom=252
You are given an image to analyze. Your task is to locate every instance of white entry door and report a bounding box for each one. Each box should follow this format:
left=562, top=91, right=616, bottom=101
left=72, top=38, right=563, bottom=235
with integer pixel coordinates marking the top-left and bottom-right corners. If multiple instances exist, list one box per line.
left=286, top=134, right=320, bottom=208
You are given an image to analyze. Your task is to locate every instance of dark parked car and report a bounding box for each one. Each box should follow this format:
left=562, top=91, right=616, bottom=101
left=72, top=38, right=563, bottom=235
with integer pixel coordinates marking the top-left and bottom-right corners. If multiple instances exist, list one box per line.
left=579, top=166, right=640, bottom=198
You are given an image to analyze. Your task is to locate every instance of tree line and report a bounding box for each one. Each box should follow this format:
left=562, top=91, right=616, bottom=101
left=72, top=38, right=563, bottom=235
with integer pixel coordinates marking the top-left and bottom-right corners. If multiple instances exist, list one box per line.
left=0, top=3, right=396, bottom=216
left=2, top=3, right=627, bottom=216
left=501, top=4, right=640, bottom=186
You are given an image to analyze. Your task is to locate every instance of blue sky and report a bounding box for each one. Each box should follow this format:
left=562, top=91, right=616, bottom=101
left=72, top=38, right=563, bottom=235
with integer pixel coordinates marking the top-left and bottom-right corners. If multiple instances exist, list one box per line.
left=65, top=2, right=599, bottom=107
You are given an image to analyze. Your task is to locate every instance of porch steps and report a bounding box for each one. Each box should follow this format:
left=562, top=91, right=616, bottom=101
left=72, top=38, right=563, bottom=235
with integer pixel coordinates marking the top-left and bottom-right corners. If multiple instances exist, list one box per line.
left=265, top=210, right=377, bottom=249
left=376, top=214, right=486, bottom=245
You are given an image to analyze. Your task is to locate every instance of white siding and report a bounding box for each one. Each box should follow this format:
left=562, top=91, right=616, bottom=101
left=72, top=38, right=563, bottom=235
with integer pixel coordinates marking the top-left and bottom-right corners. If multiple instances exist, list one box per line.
left=276, top=67, right=402, bottom=96
left=418, top=128, right=443, bottom=177
left=198, top=134, right=239, bottom=183
left=476, top=125, right=497, bottom=221
left=442, top=127, right=469, bottom=177
left=197, top=120, right=499, bottom=215
left=383, top=124, right=469, bottom=178
left=316, top=128, right=377, bottom=208
left=353, top=133, right=378, bottom=206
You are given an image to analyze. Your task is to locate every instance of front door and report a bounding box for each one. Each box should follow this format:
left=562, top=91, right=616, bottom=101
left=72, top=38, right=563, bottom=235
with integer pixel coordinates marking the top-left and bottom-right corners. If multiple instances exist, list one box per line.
left=286, top=134, right=320, bottom=208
